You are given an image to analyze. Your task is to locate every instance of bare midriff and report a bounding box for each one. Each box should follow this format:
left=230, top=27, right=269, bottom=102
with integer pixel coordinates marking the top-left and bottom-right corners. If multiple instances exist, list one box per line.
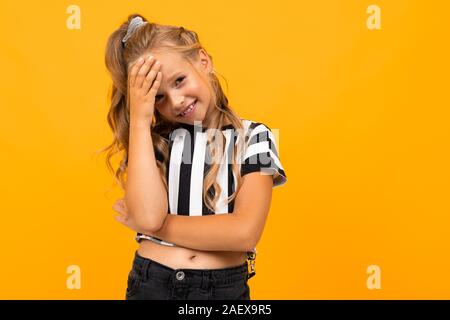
left=137, top=239, right=248, bottom=270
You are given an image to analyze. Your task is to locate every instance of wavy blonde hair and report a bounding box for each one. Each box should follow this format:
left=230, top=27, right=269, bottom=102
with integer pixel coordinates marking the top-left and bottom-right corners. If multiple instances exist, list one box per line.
left=98, top=13, right=246, bottom=212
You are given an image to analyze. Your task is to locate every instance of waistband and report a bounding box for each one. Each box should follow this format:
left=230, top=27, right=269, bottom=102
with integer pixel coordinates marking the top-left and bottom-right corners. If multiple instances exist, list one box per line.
left=132, top=250, right=249, bottom=285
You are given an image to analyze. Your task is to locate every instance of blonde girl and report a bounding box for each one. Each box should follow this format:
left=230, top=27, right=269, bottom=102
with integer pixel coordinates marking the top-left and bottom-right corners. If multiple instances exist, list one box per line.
left=103, top=14, right=287, bottom=300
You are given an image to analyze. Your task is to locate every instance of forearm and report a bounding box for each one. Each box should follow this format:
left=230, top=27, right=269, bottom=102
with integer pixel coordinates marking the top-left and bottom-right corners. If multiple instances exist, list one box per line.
left=125, top=118, right=168, bottom=232
left=150, top=213, right=253, bottom=252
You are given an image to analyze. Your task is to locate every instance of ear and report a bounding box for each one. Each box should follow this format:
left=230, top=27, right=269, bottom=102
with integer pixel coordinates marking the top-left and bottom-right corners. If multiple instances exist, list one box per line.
left=197, top=48, right=213, bottom=74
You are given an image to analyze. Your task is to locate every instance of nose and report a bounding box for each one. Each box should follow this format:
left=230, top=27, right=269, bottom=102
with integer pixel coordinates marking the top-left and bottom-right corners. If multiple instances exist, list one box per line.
left=171, top=96, right=186, bottom=113
left=176, top=97, right=185, bottom=107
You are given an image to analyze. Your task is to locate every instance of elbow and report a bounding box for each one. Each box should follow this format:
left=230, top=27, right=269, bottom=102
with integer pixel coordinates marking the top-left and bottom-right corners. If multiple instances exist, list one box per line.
left=243, top=237, right=258, bottom=253
left=135, top=215, right=164, bottom=233
left=133, top=209, right=167, bottom=233
left=125, top=197, right=168, bottom=233
left=239, top=224, right=260, bottom=252
left=146, top=218, right=165, bottom=234
left=234, top=213, right=260, bottom=252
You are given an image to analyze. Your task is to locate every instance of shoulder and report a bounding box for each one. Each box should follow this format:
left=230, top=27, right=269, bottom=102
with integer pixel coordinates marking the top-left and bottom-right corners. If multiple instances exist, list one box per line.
left=241, top=118, right=272, bottom=128
left=239, top=119, right=274, bottom=137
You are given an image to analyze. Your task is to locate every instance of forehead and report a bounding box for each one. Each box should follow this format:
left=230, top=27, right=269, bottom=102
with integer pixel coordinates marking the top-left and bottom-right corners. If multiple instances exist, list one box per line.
left=152, top=52, right=191, bottom=75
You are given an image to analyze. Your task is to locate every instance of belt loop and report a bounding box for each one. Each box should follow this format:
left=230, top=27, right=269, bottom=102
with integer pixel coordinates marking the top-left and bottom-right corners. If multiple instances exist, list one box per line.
left=141, top=258, right=151, bottom=282
left=200, top=271, right=210, bottom=291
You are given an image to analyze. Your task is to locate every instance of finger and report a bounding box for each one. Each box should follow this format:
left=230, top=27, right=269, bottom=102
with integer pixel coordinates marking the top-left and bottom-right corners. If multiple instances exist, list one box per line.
left=115, top=198, right=125, bottom=208
left=112, top=204, right=127, bottom=215
left=114, top=214, right=126, bottom=224
left=137, top=55, right=156, bottom=89
left=128, top=57, right=146, bottom=89
left=143, top=60, right=162, bottom=96
left=146, top=68, right=163, bottom=98
left=114, top=209, right=128, bottom=220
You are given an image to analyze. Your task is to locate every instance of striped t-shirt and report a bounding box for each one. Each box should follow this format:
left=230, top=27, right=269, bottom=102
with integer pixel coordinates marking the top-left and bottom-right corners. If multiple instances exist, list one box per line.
left=135, top=119, right=288, bottom=250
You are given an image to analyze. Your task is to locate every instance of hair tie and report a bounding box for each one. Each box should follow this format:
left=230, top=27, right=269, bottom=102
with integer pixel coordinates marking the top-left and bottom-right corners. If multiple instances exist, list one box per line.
left=122, top=16, right=148, bottom=44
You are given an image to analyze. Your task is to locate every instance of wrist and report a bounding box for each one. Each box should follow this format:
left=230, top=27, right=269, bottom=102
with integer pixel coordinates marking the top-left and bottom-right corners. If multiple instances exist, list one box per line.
left=130, top=117, right=152, bottom=129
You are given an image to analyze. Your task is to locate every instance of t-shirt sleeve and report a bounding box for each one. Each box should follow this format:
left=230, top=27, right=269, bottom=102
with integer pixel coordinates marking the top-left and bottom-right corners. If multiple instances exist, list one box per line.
left=240, top=122, right=287, bottom=188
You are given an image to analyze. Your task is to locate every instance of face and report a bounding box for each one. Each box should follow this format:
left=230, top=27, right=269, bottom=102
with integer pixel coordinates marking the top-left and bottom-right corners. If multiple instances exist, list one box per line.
left=150, top=49, right=214, bottom=126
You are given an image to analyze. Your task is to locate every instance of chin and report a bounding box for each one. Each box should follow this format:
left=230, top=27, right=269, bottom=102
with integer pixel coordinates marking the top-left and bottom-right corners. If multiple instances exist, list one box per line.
left=191, top=112, right=206, bottom=125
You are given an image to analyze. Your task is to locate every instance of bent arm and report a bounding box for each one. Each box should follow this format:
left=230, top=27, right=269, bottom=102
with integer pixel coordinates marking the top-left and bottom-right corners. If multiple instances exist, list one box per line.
left=150, top=214, right=251, bottom=252
left=125, top=120, right=168, bottom=232
left=148, top=172, right=273, bottom=252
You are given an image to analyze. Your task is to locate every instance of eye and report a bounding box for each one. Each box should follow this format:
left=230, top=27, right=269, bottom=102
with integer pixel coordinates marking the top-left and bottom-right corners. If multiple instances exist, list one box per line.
left=154, top=76, right=186, bottom=103
left=175, top=76, right=185, bottom=86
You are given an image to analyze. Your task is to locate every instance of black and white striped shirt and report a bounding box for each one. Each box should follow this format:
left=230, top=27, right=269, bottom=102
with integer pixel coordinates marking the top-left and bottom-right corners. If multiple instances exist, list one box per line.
left=135, top=119, right=287, bottom=251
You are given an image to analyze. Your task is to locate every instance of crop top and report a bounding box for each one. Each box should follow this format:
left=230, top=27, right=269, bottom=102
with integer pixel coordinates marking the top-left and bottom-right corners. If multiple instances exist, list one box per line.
left=135, top=119, right=288, bottom=277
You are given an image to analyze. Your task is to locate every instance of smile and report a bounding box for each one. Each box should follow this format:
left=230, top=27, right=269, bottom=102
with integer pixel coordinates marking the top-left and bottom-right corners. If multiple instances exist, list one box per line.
left=179, top=100, right=197, bottom=117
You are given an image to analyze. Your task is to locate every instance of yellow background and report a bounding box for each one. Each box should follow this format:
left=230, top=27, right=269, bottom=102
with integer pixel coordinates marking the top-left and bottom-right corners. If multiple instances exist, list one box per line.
left=1, top=0, right=449, bottom=299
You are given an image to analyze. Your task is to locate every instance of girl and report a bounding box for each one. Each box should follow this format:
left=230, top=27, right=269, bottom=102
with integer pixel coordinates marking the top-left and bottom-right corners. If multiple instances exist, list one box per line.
left=103, top=14, right=287, bottom=300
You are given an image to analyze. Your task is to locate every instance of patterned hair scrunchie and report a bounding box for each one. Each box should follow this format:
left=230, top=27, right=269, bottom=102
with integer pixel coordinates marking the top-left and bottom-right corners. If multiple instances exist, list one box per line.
left=122, top=16, right=148, bottom=44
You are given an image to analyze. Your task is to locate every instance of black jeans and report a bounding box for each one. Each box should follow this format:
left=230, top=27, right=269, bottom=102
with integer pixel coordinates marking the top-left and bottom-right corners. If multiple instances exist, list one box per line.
left=125, top=250, right=251, bottom=300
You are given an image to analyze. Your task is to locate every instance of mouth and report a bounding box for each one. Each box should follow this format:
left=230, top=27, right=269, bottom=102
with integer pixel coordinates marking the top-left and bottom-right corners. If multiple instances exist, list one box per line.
left=178, top=100, right=197, bottom=117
